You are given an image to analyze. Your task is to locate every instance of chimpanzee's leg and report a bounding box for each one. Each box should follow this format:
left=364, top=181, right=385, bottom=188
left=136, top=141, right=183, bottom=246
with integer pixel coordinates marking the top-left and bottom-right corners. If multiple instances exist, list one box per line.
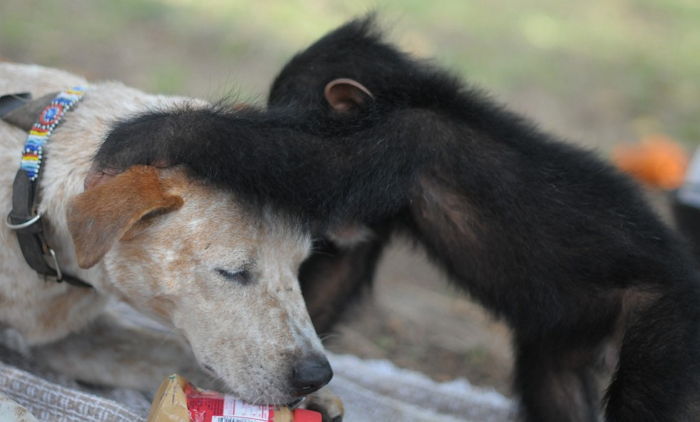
left=299, top=226, right=390, bottom=334
left=605, top=285, right=700, bottom=422
left=514, top=336, right=608, bottom=422
left=512, top=293, right=622, bottom=422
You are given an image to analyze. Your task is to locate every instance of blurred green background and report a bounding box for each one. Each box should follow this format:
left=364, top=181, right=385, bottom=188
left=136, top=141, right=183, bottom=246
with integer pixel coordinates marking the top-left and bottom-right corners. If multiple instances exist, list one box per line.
left=1, top=0, right=698, bottom=151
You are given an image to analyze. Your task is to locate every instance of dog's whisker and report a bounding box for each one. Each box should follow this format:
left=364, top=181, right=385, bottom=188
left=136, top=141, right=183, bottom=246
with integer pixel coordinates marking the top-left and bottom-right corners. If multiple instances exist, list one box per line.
left=319, top=333, right=340, bottom=343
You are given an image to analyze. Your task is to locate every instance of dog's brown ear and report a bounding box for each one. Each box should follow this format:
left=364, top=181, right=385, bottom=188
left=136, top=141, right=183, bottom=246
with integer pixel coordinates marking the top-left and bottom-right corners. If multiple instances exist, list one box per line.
left=67, top=165, right=183, bottom=269
left=324, top=78, right=374, bottom=113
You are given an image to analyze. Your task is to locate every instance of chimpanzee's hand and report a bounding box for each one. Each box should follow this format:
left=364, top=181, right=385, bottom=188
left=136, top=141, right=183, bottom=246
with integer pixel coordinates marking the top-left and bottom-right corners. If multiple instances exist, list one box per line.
left=303, top=387, right=344, bottom=422
left=95, top=109, right=218, bottom=172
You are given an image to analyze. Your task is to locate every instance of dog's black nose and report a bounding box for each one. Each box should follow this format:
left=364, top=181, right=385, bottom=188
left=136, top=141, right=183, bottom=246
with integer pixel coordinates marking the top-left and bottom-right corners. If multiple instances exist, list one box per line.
left=290, top=355, right=333, bottom=396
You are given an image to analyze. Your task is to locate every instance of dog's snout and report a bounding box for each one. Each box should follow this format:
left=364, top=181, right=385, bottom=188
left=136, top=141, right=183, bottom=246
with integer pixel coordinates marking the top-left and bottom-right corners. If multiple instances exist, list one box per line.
left=290, top=355, right=333, bottom=396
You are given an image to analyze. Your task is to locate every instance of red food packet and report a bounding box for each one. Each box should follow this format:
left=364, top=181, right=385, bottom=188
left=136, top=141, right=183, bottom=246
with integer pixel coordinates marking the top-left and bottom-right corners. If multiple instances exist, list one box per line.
left=185, top=382, right=274, bottom=422
left=147, top=374, right=321, bottom=422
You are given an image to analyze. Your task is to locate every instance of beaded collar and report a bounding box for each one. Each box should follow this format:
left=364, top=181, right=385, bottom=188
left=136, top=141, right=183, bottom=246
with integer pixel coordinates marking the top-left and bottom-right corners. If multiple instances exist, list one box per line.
left=20, top=87, right=86, bottom=181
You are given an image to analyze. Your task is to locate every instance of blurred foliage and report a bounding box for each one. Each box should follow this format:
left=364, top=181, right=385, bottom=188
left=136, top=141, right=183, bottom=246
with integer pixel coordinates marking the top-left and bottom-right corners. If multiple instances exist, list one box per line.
left=0, top=0, right=698, bottom=146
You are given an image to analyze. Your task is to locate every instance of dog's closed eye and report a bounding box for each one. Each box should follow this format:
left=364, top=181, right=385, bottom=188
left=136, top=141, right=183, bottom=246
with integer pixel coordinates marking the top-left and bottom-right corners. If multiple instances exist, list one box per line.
left=215, top=268, right=253, bottom=285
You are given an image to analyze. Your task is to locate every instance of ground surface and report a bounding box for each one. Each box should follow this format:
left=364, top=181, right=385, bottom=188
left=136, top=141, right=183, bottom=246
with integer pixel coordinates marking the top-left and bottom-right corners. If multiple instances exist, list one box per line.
left=327, top=242, right=514, bottom=394
left=0, top=0, right=695, bottom=397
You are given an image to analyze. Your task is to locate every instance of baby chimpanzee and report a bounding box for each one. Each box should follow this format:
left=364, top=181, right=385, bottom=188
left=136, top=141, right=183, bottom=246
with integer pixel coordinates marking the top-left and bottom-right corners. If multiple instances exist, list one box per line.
left=96, top=17, right=700, bottom=422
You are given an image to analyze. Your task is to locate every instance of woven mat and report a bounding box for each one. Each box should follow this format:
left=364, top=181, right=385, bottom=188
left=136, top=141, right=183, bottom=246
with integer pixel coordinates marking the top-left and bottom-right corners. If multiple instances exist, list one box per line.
left=0, top=361, right=143, bottom=422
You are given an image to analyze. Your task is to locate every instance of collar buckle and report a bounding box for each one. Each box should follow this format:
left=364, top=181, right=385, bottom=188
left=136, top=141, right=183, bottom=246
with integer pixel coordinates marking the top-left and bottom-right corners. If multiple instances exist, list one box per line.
left=46, top=247, right=63, bottom=281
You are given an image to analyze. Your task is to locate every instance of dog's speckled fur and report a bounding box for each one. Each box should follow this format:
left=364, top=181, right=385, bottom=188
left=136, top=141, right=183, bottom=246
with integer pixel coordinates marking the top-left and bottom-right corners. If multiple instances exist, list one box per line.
left=0, top=63, right=332, bottom=406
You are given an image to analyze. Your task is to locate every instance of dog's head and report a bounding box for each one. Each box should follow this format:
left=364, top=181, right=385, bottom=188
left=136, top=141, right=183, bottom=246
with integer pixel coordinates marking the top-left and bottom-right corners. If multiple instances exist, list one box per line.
left=66, top=165, right=331, bottom=404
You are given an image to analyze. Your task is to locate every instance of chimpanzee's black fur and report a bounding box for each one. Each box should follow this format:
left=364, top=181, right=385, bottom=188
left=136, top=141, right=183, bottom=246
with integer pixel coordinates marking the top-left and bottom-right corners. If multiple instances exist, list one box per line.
left=96, top=17, right=700, bottom=422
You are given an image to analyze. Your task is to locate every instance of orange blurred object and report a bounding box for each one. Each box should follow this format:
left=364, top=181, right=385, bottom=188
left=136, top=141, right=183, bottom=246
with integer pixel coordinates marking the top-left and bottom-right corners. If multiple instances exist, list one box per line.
left=613, top=134, right=689, bottom=190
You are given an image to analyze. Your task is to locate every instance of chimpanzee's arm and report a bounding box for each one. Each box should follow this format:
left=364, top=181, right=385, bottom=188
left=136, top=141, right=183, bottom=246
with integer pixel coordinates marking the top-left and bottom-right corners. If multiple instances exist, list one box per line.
left=96, top=106, right=436, bottom=225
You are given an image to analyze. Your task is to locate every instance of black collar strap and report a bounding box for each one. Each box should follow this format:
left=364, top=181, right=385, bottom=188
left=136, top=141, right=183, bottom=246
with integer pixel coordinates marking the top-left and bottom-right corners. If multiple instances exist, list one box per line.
left=2, top=90, right=93, bottom=289
left=0, top=92, right=57, bottom=131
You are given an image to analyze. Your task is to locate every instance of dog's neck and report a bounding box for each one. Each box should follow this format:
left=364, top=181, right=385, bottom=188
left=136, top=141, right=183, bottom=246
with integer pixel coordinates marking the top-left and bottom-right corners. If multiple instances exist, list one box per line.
left=0, top=65, right=207, bottom=343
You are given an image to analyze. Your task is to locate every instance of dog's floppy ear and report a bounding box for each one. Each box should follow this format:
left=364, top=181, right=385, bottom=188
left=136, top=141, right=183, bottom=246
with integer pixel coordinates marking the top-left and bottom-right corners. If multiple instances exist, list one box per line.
left=67, top=165, right=183, bottom=268
left=324, top=78, right=374, bottom=113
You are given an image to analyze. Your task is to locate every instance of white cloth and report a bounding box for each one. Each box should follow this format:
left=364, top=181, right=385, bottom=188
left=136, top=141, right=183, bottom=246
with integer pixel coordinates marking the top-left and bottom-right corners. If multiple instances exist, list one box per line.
left=328, top=354, right=515, bottom=422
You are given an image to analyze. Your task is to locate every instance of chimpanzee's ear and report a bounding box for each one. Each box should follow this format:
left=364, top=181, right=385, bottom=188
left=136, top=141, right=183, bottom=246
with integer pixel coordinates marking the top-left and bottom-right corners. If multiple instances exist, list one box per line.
left=324, top=78, right=374, bottom=113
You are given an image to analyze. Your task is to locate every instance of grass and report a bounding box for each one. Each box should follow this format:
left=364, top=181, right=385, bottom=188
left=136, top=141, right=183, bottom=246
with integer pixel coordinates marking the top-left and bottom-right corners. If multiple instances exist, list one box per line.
left=1, top=0, right=698, bottom=146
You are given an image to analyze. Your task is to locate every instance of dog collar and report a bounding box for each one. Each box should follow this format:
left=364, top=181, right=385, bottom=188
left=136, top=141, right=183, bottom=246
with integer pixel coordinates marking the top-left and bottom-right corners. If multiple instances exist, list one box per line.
left=5, top=87, right=93, bottom=288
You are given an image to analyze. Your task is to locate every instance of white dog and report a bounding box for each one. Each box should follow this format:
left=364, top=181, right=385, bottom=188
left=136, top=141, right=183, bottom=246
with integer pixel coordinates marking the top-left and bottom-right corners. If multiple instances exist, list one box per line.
left=0, top=63, right=340, bottom=416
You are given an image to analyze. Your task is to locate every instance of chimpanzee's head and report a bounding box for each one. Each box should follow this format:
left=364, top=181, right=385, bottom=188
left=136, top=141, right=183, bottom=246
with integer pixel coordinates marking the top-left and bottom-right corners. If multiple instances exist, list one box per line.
left=269, top=16, right=461, bottom=118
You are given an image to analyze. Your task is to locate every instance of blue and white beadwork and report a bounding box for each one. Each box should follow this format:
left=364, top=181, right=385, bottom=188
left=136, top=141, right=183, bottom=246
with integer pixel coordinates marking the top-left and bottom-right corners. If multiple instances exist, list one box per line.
left=20, top=86, right=86, bottom=181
